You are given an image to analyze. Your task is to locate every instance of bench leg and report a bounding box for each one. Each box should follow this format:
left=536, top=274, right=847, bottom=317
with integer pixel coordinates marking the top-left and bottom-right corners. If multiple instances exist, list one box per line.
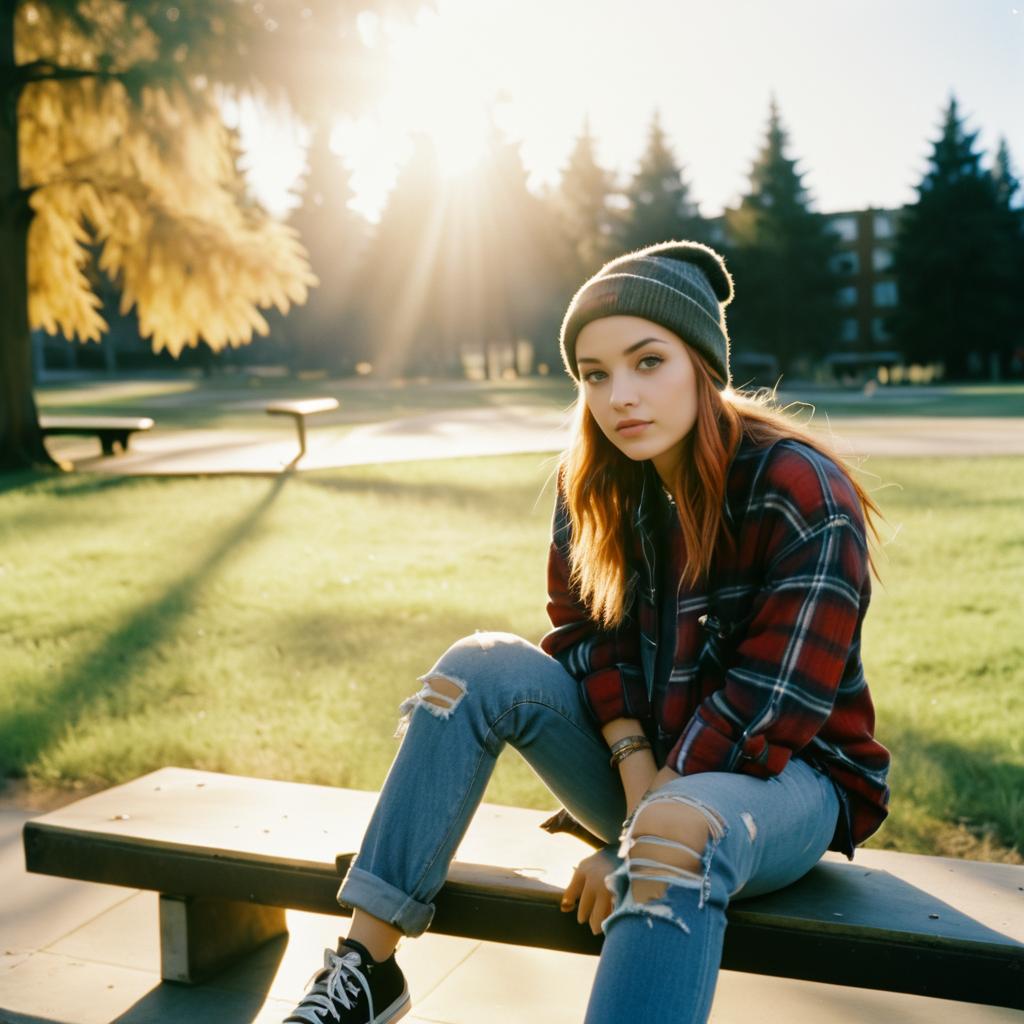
left=100, top=432, right=132, bottom=456
left=159, top=893, right=287, bottom=984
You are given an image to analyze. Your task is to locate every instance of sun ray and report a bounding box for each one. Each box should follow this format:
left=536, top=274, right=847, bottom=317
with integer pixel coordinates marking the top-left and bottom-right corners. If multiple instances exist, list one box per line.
left=376, top=182, right=451, bottom=377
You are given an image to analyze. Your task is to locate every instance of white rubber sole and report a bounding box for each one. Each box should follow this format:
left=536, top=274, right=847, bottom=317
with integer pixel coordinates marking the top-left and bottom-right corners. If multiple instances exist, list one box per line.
left=374, top=986, right=411, bottom=1024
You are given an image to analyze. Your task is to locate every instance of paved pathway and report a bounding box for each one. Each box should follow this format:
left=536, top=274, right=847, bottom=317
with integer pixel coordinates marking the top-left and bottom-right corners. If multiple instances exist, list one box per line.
left=2, top=804, right=1020, bottom=1024
left=44, top=407, right=1024, bottom=476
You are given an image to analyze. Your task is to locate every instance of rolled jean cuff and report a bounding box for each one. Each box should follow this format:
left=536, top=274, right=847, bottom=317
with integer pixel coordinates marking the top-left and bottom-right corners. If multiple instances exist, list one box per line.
left=337, top=865, right=435, bottom=937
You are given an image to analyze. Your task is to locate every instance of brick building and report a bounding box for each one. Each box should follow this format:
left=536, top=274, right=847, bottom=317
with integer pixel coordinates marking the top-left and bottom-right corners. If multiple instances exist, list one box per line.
left=823, top=207, right=903, bottom=378
left=704, top=206, right=906, bottom=382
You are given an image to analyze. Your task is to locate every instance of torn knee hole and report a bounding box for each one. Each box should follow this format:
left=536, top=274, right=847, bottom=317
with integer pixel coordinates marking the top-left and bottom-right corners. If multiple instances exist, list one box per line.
left=627, top=842, right=706, bottom=903
left=621, top=797, right=724, bottom=906
left=394, top=673, right=467, bottom=737
left=420, top=675, right=464, bottom=708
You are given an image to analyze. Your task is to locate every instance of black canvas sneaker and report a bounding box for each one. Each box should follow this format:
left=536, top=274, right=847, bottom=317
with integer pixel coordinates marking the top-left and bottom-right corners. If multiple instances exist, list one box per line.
left=283, top=938, right=410, bottom=1024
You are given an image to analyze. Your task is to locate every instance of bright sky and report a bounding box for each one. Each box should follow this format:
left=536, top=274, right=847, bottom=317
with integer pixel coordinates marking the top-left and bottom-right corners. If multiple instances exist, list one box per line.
left=239, top=0, right=1024, bottom=222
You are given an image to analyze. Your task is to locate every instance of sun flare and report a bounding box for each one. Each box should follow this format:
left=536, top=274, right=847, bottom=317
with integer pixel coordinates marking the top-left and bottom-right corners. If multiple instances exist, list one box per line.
left=372, top=10, right=494, bottom=180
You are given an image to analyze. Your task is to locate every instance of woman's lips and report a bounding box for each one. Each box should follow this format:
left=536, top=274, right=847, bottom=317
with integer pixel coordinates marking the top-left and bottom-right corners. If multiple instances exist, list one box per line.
left=616, top=420, right=652, bottom=437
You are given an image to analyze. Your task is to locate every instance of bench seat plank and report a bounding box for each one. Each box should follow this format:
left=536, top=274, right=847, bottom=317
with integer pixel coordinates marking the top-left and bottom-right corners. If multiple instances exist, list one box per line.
left=22, top=768, right=1024, bottom=1008
left=40, top=415, right=155, bottom=431
left=22, top=768, right=580, bottom=884
left=265, top=399, right=339, bottom=417
left=39, top=415, right=155, bottom=456
left=265, top=398, right=339, bottom=459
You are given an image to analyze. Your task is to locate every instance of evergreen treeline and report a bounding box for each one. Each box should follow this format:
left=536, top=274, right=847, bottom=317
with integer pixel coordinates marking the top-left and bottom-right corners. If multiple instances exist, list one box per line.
left=891, top=98, right=1024, bottom=379
left=202, top=95, right=1024, bottom=383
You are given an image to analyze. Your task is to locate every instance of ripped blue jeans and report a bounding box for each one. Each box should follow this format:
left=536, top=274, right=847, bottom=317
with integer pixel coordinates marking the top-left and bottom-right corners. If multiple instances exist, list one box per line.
left=337, top=632, right=839, bottom=1023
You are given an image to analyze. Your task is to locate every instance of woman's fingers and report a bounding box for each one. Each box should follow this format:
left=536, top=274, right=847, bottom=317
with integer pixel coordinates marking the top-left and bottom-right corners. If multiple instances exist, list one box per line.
left=563, top=850, right=619, bottom=933
left=576, top=875, right=595, bottom=925
left=561, top=866, right=584, bottom=911
left=590, top=890, right=612, bottom=935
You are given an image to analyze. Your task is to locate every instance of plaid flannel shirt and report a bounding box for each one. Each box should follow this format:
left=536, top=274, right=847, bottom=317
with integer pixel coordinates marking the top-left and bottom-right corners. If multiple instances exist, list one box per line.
left=541, top=437, right=890, bottom=855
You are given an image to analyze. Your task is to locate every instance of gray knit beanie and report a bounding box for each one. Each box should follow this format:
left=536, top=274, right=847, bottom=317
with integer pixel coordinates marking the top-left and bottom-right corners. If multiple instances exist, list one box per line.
left=559, top=240, right=735, bottom=387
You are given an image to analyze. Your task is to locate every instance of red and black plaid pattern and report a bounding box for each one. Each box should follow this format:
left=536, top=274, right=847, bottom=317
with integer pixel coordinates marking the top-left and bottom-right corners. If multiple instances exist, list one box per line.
left=541, top=438, right=891, bottom=854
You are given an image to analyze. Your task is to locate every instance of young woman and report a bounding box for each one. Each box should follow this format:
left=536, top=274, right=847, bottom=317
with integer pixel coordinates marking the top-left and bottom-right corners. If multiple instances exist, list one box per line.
left=284, top=241, right=891, bottom=1024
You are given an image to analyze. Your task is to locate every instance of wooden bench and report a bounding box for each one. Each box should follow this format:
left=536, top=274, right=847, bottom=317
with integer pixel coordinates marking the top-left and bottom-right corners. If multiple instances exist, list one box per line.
left=39, top=415, right=155, bottom=456
left=21, top=768, right=1023, bottom=1008
left=266, top=398, right=339, bottom=459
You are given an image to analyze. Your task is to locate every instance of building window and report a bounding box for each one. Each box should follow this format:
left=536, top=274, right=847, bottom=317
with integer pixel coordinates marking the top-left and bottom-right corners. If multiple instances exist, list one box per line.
left=831, top=251, right=860, bottom=274
left=840, top=318, right=859, bottom=343
left=837, top=285, right=858, bottom=307
left=872, top=317, right=892, bottom=341
left=873, top=281, right=898, bottom=307
left=872, top=248, right=894, bottom=272
left=830, top=216, right=858, bottom=243
left=873, top=213, right=894, bottom=239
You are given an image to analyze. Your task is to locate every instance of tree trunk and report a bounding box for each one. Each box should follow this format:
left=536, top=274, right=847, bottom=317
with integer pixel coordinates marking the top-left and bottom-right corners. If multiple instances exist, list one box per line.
left=0, top=3, right=57, bottom=471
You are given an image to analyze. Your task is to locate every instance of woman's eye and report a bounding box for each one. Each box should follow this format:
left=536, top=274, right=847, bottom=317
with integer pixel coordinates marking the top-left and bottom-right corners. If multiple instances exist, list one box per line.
left=638, top=355, right=663, bottom=370
left=583, top=370, right=607, bottom=384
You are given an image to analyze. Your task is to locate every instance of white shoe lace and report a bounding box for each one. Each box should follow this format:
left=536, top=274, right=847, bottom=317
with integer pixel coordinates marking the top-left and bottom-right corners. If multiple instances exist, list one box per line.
left=289, top=948, right=374, bottom=1024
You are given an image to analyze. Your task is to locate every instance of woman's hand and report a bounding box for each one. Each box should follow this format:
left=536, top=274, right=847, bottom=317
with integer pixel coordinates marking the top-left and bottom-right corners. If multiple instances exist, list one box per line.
left=561, top=847, right=620, bottom=935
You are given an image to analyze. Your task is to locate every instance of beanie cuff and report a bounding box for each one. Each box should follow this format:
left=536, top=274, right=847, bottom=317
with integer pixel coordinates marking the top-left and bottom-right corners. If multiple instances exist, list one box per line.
left=560, top=244, right=733, bottom=386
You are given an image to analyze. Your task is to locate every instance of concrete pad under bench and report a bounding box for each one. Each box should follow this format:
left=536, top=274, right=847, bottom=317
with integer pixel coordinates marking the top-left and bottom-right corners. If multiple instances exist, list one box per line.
left=21, top=768, right=1024, bottom=1009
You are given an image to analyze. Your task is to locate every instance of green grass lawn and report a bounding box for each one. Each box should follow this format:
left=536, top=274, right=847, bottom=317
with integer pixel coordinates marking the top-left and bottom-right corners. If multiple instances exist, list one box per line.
left=1, top=453, right=1021, bottom=862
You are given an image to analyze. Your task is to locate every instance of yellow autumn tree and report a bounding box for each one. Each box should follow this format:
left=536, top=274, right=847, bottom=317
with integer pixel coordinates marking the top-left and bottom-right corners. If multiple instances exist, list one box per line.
left=1, top=0, right=415, bottom=469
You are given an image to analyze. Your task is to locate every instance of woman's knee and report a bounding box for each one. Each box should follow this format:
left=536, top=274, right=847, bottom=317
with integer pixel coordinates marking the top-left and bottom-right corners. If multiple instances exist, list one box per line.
left=601, top=789, right=731, bottom=937
left=622, top=794, right=726, bottom=904
left=398, top=632, right=550, bottom=728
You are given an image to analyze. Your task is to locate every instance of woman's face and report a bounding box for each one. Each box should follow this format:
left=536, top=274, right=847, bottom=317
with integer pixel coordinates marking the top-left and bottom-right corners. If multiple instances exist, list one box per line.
left=576, top=315, right=698, bottom=484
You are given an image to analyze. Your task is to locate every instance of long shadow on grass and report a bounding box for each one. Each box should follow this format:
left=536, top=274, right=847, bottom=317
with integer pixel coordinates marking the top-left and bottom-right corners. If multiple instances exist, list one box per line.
left=886, top=720, right=1024, bottom=853
left=0, top=469, right=61, bottom=497
left=0, top=469, right=138, bottom=502
left=0, top=475, right=141, bottom=538
left=0, top=475, right=289, bottom=777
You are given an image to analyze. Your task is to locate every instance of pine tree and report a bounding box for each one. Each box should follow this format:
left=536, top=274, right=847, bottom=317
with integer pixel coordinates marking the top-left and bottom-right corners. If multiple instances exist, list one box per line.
left=0, top=0, right=412, bottom=470
left=988, top=137, right=1024, bottom=376
left=991, top=137, right=1021, bottom=210
left=892, top=96, right=1023, bottom=377
left=556, top=119, right=620, bottom=276
left=284, top=123, right=368, bottom=374
left=354, top=134, right=450, bottom=377
left=619, top=111, right=704, bottom=251
left=723, top=97, right=840, bottom=375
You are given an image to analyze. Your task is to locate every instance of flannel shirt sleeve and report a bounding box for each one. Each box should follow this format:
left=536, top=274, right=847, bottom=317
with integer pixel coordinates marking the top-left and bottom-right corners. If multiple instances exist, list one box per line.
left=539, top=483, right=650, bottom=724
left=667, top=450, right=869, bottom=779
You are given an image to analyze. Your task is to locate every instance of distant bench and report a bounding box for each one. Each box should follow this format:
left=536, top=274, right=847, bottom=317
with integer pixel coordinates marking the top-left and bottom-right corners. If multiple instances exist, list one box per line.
left=39, top=415, right=154, bottom=456
left=22, top=768, right=1024, bottom=1008
left=266, top=398, right=339, bottom=459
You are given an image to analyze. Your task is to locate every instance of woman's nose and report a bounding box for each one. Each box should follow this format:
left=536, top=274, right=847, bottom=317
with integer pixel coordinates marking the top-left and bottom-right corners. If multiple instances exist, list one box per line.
left=609, top=374, right=638, bottom=408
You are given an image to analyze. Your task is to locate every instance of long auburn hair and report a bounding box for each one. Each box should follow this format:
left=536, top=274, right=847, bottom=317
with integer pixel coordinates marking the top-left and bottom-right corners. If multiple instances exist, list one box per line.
left=560, top=350, right=882, bottom=630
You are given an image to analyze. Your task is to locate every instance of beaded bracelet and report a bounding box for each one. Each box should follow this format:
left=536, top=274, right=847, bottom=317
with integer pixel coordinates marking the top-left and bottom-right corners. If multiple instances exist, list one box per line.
left=608, top=734, right=652, bottom=768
